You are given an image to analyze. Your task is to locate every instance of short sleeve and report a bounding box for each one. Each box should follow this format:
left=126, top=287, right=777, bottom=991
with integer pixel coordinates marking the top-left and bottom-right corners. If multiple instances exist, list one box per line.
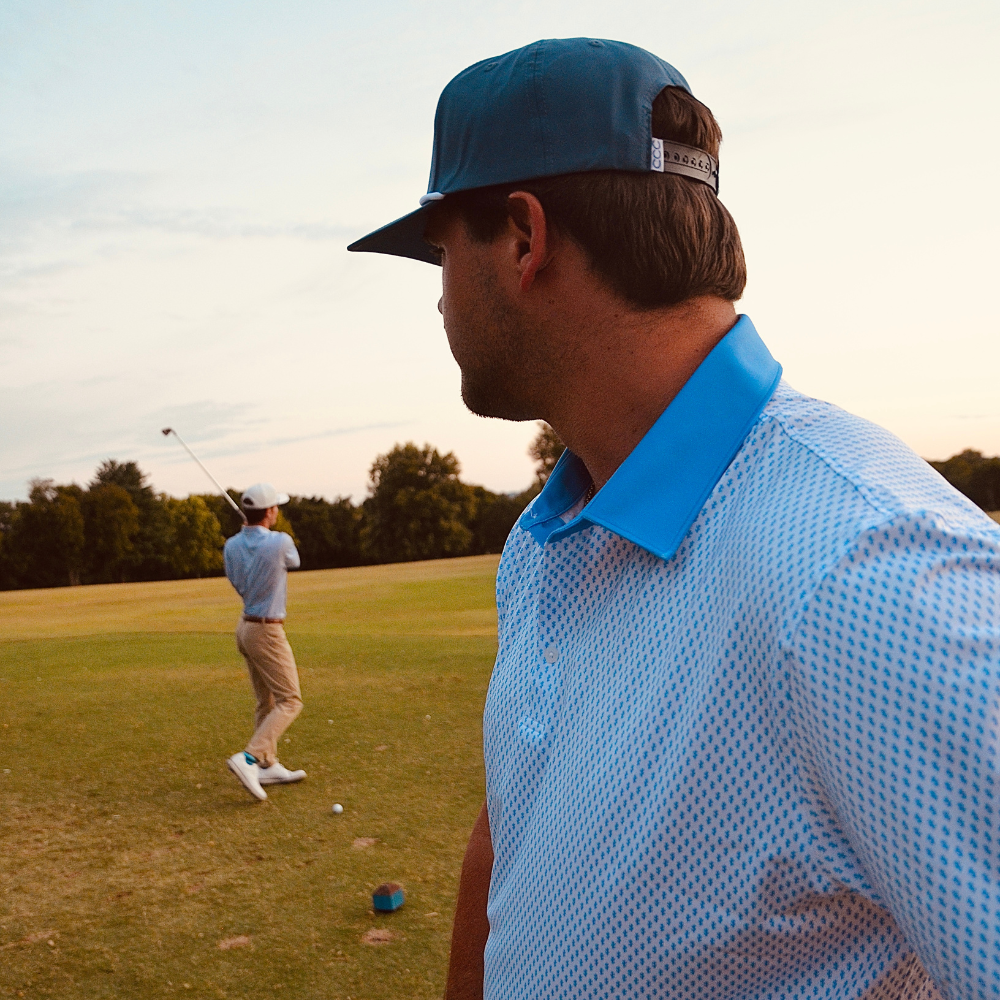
left=786, top=513, right=1000, bottom=999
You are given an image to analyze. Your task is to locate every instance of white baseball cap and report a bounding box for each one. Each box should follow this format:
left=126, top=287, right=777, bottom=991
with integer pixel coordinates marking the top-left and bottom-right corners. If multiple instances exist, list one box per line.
left=240, top=482, right=290, bottom=510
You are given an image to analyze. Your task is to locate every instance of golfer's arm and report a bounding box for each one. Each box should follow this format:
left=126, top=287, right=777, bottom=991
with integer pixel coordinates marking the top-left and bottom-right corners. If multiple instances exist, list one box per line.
left=791, top=529, right=1000, bottom=996
left=445, top=800, right=493, bottom=1000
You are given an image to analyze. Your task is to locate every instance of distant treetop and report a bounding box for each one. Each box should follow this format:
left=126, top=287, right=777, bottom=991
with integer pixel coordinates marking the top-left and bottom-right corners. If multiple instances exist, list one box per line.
left=929, top=449, right=1000, bottom=513
left=528, top=423, right=565, bottom=486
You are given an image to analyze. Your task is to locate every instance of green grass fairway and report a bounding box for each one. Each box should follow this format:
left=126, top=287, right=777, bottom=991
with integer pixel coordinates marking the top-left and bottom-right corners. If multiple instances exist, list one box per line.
left=0, top=556, right=499, bottom=999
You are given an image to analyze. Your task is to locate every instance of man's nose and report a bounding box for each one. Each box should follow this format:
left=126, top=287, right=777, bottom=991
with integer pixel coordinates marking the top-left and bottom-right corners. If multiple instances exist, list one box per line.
left=437, top=297, right=443, bottom=315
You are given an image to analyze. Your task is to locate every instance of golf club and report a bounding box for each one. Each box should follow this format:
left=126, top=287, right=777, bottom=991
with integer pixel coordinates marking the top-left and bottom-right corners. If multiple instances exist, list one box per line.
left=161, top=427, right=247, bottom=524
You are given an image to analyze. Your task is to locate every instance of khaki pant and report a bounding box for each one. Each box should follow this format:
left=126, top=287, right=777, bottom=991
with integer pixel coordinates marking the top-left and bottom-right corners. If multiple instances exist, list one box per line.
left=235, top=618, right=303, bottom=768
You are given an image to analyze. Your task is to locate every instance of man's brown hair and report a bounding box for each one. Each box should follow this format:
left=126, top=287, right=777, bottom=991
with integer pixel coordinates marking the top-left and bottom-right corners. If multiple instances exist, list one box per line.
left=435, top=86, right=746, bottom=309
left=244, top=506, right=269, bottom=525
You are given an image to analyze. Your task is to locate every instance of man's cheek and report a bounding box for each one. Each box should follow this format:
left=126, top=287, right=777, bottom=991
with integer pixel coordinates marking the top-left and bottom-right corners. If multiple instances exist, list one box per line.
left=441, top=305, right=463, bottom=359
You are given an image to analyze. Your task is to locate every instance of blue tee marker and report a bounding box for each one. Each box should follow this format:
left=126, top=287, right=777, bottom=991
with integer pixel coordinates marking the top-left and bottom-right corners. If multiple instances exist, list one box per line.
left=372, top=882, right=405, bottom=912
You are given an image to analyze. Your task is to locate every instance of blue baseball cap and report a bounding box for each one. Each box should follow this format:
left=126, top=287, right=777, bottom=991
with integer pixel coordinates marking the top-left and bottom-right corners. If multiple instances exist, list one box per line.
left=347, top=38, right=718, bottom=265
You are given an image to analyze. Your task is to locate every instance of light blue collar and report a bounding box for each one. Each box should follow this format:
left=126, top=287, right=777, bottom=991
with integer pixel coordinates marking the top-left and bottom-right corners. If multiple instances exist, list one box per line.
left=519, top=315, right=782, bottom=561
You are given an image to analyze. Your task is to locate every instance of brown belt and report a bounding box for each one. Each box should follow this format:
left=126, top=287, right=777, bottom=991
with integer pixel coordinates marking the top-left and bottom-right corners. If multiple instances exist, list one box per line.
left=242, top=615, right=285, bottom=624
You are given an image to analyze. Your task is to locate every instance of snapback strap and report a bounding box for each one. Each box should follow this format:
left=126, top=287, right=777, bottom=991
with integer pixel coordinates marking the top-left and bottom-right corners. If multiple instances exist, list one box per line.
left=651, top=139, right=719, bottom=194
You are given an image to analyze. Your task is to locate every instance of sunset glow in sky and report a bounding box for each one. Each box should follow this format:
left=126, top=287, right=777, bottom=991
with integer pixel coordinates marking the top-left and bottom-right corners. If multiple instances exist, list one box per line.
left=2, top=0, right=997, bottom=502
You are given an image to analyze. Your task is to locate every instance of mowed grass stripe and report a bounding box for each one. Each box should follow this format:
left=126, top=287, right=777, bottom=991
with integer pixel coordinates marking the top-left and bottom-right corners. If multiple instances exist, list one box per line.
left=0, top=555, right=501, bottom=641
left=0, top=556, right=498, bottom=999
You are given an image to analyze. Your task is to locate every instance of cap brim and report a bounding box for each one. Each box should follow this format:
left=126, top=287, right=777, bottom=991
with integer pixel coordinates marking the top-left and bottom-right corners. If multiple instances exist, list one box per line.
left=346, top=204, right=441, bottom=265
left=242, top=493, right=290, bottom=509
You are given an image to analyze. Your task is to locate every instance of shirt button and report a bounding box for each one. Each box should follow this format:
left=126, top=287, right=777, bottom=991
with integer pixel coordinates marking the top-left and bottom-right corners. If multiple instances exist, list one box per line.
left=543, top=645, right=559, bottom=664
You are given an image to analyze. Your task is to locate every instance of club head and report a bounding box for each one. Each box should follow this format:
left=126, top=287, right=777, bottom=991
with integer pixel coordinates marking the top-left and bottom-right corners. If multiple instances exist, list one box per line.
left=161, top=427, right=173, bottom=436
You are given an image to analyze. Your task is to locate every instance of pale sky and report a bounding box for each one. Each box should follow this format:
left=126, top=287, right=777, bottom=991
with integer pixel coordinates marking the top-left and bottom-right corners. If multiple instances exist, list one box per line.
left=2, top=0, right=997, bottom=503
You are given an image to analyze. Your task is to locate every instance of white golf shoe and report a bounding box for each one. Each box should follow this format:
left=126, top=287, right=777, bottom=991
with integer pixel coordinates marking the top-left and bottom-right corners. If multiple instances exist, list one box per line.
left=258, top=761, right=307, bottom=785
left=226, top=752, right=267, bottom=800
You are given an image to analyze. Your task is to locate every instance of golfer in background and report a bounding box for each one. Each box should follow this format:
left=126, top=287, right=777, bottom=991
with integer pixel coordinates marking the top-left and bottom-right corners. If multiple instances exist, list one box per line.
left=224, top=482, right=306, bottom=801
left=349, top=37, right=1000, bottom=1000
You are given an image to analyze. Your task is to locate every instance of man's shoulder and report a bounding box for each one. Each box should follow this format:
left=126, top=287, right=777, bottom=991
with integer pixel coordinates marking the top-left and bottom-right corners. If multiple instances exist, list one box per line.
left=759, top=381, right=988, bottom=531
left=261, top=529, right=297, bottom=557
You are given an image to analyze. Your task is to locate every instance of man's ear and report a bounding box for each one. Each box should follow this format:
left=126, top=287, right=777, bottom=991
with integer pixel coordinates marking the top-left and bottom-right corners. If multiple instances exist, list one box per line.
left=506, top=192, right=552, bottom=293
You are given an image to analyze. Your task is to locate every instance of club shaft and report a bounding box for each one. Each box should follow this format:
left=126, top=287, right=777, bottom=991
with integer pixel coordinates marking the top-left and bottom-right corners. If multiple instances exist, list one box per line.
left=166, top=430, right=246, bottom=523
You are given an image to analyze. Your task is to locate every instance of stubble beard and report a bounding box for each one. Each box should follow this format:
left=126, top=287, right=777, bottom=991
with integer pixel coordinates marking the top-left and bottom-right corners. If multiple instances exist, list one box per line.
left=461, top=358, right=536, bottom=422
left=453, top=275, right=539, bottom=423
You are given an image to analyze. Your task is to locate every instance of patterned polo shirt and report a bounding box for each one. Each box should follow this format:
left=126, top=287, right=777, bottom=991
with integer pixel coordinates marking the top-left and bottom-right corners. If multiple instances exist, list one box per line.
left=223, top=526, right=300, bottom=619
left=482, top=316, right=1000, bottom=999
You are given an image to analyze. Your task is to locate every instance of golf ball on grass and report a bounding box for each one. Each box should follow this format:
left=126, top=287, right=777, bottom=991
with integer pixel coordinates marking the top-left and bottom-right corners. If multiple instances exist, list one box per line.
left=332, top=803, right=344, bottom=814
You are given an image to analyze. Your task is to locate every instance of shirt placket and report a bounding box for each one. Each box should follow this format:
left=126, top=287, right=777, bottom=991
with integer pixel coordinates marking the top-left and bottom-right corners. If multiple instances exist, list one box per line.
left=526, top=543, right=572, bottom=739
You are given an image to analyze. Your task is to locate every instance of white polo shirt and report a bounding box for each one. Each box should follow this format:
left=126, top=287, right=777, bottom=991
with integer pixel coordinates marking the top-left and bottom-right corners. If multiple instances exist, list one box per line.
left=483, top=316, right=1000, bottom=999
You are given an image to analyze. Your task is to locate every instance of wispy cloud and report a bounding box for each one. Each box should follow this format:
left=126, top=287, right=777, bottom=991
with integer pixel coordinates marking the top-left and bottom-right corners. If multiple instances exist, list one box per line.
left=71, top=207, right=358, bottom=242
left=0, top=167, right=357, bottom=278
left=264, top=421, right=409, bottom=448
left=146, top=399, right=259, bottom=446
left=157, top=421, right=412, bottom=465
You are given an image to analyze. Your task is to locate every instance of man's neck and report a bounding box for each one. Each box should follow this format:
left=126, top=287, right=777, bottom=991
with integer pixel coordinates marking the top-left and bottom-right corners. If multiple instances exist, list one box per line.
left=541, top=296, right=738, bottom=491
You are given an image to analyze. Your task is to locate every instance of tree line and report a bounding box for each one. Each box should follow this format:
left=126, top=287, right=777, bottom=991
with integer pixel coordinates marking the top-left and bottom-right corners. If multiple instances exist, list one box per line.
left=2, top=431, right=994, bottom=591
left=0, top=429, right=563, bottom=591
left=928, top=450, right=1000, bottom=514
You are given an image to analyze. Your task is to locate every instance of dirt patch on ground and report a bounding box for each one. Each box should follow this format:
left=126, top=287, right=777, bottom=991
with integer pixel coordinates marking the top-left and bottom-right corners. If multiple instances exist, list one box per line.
left=218, top=935, right=251, bottom=950
left=361, top=929, right=395, bottom=945
left=0, top=930, right=57, bottom=950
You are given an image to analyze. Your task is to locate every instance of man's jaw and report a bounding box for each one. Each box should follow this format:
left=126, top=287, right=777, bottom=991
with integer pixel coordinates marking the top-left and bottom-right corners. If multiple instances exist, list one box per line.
left=460, top=370, right=538, bottom=423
